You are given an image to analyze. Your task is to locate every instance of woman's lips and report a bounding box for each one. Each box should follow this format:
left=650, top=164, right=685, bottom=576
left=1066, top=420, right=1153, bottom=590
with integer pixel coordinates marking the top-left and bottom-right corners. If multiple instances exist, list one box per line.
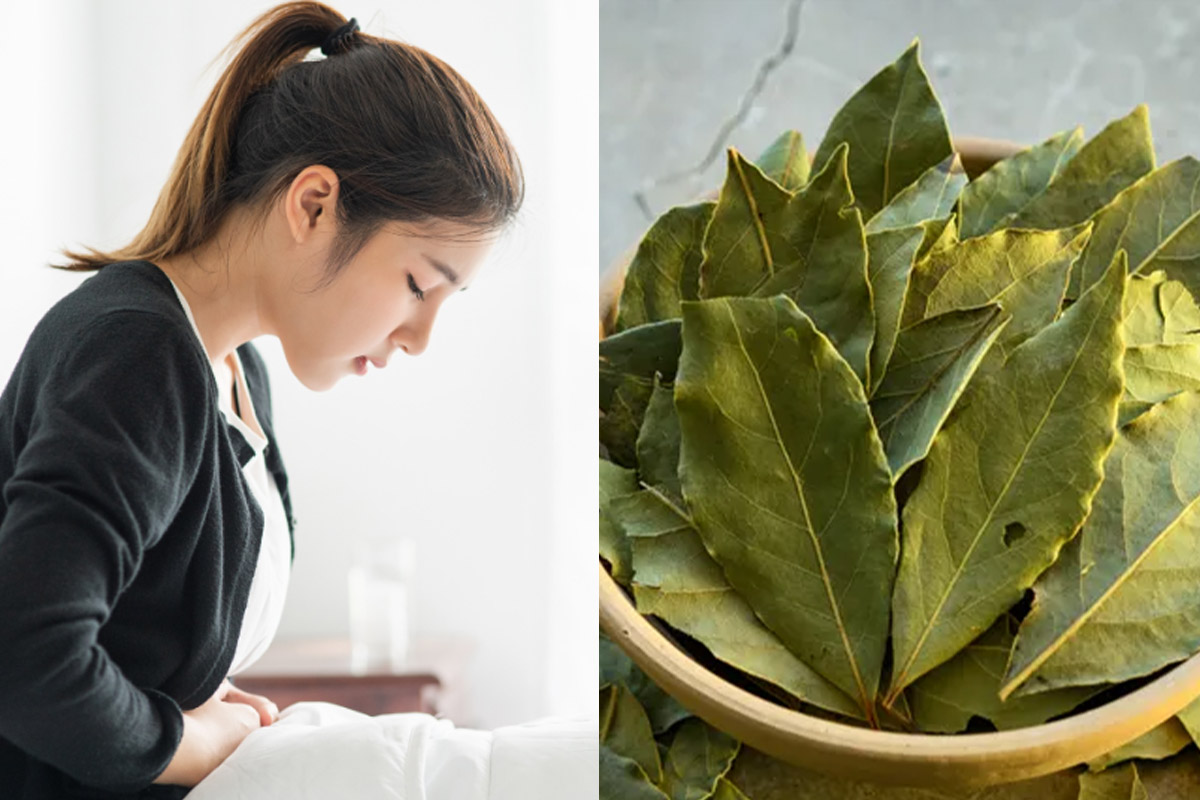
left=354, top=356, right=368, bottom=376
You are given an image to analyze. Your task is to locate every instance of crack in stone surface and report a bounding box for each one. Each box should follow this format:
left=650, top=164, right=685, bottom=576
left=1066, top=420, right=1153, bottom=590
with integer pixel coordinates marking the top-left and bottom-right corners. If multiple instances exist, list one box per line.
left=632, top=0, right=805, bottom=221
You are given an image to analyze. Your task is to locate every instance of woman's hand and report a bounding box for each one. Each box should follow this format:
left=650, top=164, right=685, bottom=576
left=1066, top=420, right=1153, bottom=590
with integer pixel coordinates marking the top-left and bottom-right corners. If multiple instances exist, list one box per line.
left=151, top=678, right=276, bottom=787
left=220, top=679, right=280, bottom=726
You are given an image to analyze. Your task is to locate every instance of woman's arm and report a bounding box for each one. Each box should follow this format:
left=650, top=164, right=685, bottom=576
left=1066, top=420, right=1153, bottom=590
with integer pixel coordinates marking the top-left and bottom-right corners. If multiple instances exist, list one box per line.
left=0, top=311, right=213, bottom=792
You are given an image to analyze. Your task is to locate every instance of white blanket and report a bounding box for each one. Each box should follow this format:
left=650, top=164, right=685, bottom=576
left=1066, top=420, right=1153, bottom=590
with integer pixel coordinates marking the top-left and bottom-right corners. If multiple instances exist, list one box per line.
left=188, top=702, right=597, bottom=800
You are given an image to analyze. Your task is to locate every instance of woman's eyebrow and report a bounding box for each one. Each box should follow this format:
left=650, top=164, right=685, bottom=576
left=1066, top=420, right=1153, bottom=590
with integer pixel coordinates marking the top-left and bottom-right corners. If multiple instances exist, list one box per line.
left=422, top=252, right=460, bottom=285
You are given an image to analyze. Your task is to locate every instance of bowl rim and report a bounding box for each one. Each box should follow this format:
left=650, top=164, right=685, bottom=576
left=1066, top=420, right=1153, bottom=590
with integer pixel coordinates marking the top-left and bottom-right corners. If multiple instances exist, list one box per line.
left=602, top=563, right=1200, bottom=789
left=598, top=136, right=1200, bottom=790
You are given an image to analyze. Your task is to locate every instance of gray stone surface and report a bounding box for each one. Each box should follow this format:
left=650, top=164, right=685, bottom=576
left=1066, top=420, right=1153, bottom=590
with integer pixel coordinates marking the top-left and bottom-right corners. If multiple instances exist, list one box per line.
left=601, top=0, right=1200, bottom=272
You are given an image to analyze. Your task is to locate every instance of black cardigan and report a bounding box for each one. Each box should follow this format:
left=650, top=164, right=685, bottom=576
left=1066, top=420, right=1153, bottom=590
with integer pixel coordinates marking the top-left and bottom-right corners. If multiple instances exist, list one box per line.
left=0, top=260, right=296, bottom=798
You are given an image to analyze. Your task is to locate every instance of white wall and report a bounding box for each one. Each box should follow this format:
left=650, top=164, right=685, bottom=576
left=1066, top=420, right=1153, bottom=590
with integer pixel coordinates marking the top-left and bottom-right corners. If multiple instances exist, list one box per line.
left=0, top=0, right=596, bottom=729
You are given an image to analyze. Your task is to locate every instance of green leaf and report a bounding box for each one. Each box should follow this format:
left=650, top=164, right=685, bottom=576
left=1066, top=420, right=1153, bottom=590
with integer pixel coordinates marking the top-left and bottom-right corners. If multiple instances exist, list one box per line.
left=755, top=129, right=810, bottom=191
left=885, top=249, right=1126, bottom=703
left=635, top=377, right=682, bottom=504
left=907, top=613, right=1104, bottom=733
left=752, top=144, right=875, bottom=387
left=904, top=225, right=1092, bottom=378
left=865, top=153, right=965, bottom=234
left=812, top=39, right=953, bottom=220
left=1008, top=105, right=1155, bottom=231
left=958, top=127, right=1084, bottom=239
left=726, top=743, right=1084, bottom=799
left=1078, top=762, right=1148, bottom=800
left=601, top=683, right=664, bottom=784
left=600, top=746, right=671, bottom=800
left=1069, top=157, right=1200, bottom=302
left=1001, top=390, right=1200, bottom=699
left=710, top=777, right=752, bottom=800
left=601, top=374, right=655, bottom=468
left=869, top=304, right=1010, bottom=479
left=1123, top=344, right=1200, bottom=411
left=1086, top=718, right=1191, bottom=773
left=1123, top=271, right=1200, bottom=347
left=866, top=225, right=926, bottom=396
left=615, top=202, right=715, bottom=332
left=601, top=320, right=683, bottom=466
left=676, top=296, right=898, bottom=718
left=618, top=489, right=865, bottom=720
left=915, top=212, right=958, bottom=262
left=1176, top=694, right=1200, bottom=748
left=658, top=718, right=740, bottom=800
left=600, top=630, right=693, bottom=735
left=698, top=149, right=793, bottom=299
left=600, top=459, right=639, bottom=585
left=600, top=319, right=683, bottom=411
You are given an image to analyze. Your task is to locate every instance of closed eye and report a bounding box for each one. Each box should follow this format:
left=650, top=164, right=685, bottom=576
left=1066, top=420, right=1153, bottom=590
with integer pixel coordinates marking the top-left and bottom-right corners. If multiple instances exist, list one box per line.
left=407, top=273, right=425, bottom=301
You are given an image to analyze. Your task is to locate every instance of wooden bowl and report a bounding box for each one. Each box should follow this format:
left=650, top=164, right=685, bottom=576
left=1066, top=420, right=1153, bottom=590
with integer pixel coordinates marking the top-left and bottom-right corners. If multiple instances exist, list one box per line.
left=599, top=137, right=1200, bottom=790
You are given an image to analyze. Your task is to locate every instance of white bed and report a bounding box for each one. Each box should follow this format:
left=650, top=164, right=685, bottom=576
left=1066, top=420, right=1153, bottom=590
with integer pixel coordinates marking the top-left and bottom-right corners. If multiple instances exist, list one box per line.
left=187, top=701, right=597, bottom=800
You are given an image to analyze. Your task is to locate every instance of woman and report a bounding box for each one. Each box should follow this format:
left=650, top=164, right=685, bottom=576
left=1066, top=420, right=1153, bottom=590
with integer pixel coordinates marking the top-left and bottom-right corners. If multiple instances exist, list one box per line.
left=0, top=3, right=539, bottom=797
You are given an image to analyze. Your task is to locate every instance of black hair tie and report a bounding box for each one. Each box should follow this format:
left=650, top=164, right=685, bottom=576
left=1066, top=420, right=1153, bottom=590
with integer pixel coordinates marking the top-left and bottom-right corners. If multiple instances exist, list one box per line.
left=321, top=17, right=360, bottom=56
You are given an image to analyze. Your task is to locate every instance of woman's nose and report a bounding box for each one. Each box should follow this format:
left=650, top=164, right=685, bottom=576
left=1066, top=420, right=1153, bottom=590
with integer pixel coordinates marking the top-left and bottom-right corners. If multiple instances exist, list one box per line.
left=395, top=318, right=433, bottom=357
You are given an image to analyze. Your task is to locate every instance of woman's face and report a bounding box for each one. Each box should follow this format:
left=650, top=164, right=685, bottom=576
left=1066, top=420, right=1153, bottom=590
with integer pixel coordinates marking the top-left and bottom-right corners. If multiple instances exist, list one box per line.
left=274, top=217, right=494, bottom=391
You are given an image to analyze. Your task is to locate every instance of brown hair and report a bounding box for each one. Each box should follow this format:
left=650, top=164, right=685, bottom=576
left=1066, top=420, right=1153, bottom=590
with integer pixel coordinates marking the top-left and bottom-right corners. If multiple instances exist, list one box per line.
left=52, top=1, right=524, bottom=285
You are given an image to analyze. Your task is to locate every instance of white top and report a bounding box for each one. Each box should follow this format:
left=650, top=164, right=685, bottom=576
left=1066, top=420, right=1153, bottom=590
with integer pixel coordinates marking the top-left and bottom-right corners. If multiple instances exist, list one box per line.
left=166, top=275, right=292, bottom=677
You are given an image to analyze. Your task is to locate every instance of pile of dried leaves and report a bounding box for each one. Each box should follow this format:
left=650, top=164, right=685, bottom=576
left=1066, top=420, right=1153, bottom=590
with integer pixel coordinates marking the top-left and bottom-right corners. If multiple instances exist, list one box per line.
left=600, top=38, right=1200, bottom=799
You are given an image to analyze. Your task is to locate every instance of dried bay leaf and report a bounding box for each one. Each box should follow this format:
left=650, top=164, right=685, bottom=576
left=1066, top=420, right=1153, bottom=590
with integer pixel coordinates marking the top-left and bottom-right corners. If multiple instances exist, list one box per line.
left=710, top=777, right=752, bottom=800
left=1122, top=344, right=1200, bottom=411
left=600, top=319, right=683, bottom=466
left=698, top=143, right=874, bottom=387
left=1118, top=271, right=1200, bottom=426
left=916, top=211, right=958, bottom=262
left=601, top=683, right=665, bottom=784
left=812, top=39, right=953, bottom=220
left=866, top=225, right=925, bottom=394
left=659, top=718, right=740, bottom=800
left=726, top=744, right=1081, bottom=799
left=615, top=202, right=715, bottom=332
left=866, top=224, right=926, bottom=396
left=865, top=153, right=966, bottom=234
left=1123, top=271, right=1200, bottom=347
left=600, top=629, right=693, bottom=736
left=906, top=226, right=1091, bottom=376
left=676, top=296, right=898, bottom=718
left=870, top=304, right=1010, bottom=479
left=600, top=746, right=671, bottom=800
left=635, top=377, right=683, bottom=503
left=600, top=458, right=638, bottom=585
left=885, top=249, right=1126, bottom=704
left=599, top=319, right=683, bottom=411
left=601, top=374, right=655, bottom=467
left=751, top=144, right=874, bottom=386
left=907, top=613, right=1104, bottom=734
left=1085, top=717, right=1192, bottom=773
left=1007, top=105, right=1155, bottom=231
left=958, top=127, right=1084, bottom=239
left=1078, top=762, right=1148, bottom=800
left=755, top=129, right=810, bottom=191
left=616, top=488, right=865, bottom=719
left=1001, top=390, right=1200, bottom=699
left=698, top=149, right=793, bottom=299
left=1176, top=695, right=1200, bottom=748
left=1069, top=157, right=1200, bottom=301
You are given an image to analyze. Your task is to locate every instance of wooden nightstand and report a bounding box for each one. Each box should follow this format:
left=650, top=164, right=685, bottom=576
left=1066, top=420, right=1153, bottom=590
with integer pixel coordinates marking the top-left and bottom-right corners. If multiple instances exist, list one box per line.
left=230, top=634, right=475, bottom=718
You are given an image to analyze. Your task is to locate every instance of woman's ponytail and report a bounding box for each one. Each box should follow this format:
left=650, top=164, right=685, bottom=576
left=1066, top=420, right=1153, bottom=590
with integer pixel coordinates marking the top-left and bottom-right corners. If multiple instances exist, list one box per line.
left=53, top=1, right=523, bottom=277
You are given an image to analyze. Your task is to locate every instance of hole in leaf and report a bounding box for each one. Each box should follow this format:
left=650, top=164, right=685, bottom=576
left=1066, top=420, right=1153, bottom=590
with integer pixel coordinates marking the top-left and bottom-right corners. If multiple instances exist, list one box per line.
left=1003, top=521, right=1028, bottom=548
left=1008, top=587, right=1035, bottom=624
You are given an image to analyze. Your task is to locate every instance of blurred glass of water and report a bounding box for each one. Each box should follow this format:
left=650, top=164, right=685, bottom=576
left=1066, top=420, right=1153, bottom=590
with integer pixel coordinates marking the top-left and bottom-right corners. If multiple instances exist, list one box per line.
left=348, top=536, right=416, bottom=674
